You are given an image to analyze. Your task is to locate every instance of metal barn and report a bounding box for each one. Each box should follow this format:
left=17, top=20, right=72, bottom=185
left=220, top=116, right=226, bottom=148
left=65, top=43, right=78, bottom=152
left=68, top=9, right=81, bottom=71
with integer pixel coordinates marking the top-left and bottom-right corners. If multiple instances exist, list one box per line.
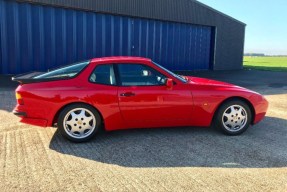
left=0, top=0, right=245, bottom=74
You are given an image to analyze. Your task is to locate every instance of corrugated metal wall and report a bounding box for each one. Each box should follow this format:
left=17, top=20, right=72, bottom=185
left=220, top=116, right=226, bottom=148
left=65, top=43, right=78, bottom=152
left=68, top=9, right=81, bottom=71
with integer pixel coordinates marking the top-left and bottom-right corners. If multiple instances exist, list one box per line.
left=0, top=0, right=212, bottom=74
left=15, top=0, right=246, bottom=71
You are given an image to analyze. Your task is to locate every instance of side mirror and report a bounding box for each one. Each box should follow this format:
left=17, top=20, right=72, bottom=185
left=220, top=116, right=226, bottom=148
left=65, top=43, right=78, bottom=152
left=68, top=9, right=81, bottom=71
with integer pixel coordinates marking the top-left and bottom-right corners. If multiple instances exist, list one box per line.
left=166, top=78, right=173, bottom=88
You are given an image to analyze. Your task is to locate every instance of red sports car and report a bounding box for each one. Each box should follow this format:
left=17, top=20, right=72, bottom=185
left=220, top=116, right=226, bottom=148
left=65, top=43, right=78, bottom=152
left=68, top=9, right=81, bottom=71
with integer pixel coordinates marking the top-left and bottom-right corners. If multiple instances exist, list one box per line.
left=12, top=57, right=268, bottom=142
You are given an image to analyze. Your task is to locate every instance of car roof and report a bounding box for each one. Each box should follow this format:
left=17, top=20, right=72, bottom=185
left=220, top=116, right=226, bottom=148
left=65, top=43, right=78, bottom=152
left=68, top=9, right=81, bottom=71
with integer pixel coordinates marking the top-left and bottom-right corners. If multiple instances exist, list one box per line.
left=90, top=56, right=151, bottom=64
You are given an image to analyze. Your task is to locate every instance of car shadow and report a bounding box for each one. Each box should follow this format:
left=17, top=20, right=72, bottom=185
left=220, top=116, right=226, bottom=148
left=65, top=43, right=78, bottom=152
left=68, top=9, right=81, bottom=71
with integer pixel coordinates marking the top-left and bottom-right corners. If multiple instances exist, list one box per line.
left=49, top=116, right=287, bottom=168
left=0, top=89, right=17, bottom=112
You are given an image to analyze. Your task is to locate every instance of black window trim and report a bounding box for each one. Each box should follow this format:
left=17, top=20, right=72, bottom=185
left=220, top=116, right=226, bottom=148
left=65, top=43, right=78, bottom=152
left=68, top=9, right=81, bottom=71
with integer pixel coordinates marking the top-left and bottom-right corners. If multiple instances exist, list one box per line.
left=113, top=64, right=121, bottom=86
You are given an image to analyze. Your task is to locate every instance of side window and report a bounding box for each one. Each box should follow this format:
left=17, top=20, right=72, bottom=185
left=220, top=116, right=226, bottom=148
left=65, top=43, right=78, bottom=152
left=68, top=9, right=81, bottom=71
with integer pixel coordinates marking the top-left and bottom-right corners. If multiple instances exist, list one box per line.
left=118, top=64, right=167, bottom=86
left=89, top=64, right=116, bottom=85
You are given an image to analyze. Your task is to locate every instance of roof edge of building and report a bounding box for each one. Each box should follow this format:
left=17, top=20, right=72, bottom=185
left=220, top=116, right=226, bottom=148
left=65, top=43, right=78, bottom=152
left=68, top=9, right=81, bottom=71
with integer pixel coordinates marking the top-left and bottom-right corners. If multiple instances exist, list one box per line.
left=16, top=0, right=246, bottom=26
left=193, top=0, right=246, bottom=26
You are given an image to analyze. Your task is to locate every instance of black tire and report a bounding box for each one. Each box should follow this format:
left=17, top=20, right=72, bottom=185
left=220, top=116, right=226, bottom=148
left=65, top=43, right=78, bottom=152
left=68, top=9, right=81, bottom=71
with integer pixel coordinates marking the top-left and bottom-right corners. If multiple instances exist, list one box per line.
left=214, top=99, right=252, bottom=136
left=57, top=103, right=102, bottom=142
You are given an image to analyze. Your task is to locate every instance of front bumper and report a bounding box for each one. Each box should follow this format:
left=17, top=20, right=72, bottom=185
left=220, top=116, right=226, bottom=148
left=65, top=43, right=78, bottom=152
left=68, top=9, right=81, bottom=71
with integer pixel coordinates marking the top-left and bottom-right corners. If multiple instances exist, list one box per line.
left=253, top=96, right=269, bottom=124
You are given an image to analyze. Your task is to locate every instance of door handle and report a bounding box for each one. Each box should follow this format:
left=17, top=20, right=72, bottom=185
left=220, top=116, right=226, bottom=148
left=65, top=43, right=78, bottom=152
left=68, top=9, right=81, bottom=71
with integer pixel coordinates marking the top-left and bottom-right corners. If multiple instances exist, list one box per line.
left=120, top=92, right=136, bottom=97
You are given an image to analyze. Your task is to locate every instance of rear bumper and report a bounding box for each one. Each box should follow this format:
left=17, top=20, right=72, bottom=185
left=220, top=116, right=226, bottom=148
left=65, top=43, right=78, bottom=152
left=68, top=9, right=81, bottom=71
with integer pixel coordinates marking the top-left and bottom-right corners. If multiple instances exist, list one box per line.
left=13, top=110, right=48, bottom=127
left=13, top=111, right=27, bottom=117
left=20, top=117, right=48, bottom=127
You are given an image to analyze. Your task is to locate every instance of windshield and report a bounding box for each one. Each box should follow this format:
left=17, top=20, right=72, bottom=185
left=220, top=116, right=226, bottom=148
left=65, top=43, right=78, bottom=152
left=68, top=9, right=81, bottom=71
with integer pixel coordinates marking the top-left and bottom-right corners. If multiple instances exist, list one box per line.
left=34, top=61, right=90, bottom=79
left=153, top=62, right=188, bottom=83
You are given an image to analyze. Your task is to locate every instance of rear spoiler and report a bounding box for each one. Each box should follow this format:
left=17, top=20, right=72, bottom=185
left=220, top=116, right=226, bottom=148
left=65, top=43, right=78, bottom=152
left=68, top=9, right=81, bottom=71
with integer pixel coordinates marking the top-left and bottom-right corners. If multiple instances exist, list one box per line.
left=12, top=72, right=44, bottom=84
left=11, top=72, right=69, bottom=84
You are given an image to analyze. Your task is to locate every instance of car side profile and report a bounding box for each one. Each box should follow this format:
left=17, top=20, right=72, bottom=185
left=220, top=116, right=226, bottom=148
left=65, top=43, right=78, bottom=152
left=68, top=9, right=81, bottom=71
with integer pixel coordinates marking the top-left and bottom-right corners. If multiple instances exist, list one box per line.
left=12, top=57, right=268, bottom=142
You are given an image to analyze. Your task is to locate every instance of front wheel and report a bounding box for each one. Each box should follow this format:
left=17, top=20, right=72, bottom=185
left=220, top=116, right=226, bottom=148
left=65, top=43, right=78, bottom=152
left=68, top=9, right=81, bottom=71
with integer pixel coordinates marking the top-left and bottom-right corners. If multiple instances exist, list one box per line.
left=214, top=100, right=252, bottom=135
left=57, top=104, right=102, bottom=142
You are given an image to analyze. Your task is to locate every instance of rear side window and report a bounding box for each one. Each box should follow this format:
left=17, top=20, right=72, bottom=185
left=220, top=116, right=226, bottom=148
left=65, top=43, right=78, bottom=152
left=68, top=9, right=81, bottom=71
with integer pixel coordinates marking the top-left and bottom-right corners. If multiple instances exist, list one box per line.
left=34, top=61, right=89, bottom=79
left=89, top=64, right=116, bottom=85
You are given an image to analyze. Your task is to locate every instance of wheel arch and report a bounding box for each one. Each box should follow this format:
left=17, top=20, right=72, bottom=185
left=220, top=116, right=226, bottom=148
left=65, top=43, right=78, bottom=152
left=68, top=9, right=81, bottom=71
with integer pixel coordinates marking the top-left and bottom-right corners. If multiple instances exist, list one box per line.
left=52, top=102, right=104, bottom=128
left=212, top=96, right=255, bottom=125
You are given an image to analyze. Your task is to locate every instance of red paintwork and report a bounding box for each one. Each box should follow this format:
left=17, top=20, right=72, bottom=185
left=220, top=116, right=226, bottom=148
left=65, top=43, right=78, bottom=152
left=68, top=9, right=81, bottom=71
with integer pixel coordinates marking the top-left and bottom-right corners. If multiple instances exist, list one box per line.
left=13, top=57, right=268, bottom=130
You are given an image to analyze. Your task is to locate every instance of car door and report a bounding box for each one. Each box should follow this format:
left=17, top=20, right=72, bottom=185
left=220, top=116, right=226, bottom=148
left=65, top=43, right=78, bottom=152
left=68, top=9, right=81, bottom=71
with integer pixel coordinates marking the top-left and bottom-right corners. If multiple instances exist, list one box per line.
left=87, top=64, right=125, bottom=130
left=116, top=63, right=194, bottom=128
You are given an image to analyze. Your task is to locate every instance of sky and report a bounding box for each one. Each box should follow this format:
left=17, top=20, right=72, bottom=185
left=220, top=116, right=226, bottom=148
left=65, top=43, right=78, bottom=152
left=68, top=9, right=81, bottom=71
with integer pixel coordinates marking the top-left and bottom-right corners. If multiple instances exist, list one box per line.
left=198, top=0, right=287, bottom=55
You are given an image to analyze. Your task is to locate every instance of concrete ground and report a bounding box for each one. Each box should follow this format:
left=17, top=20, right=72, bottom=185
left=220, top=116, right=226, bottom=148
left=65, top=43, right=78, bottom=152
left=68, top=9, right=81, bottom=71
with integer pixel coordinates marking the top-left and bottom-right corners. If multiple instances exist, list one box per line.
left=0, top=69, right=287, bottom=192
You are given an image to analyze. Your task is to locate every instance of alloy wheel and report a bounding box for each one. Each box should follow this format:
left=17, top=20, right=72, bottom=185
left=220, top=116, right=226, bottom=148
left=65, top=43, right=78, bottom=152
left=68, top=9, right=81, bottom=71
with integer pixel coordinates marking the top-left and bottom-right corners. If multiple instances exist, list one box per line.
left=63, top=108, right=96, bottom=139
left=221, top=105, right=247, bottom=132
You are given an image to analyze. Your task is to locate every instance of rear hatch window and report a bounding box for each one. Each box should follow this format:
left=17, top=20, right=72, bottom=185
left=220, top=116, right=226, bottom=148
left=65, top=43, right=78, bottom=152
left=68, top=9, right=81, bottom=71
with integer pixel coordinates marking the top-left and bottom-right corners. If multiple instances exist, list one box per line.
left=34, top=61, right=89, bottom=79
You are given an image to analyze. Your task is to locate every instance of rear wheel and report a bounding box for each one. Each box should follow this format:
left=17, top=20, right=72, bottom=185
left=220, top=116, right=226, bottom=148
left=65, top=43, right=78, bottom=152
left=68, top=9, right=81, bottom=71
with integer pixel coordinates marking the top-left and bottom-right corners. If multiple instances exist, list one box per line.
left=214, top=100, right=252, bottom=135
left=57, top=104, right=101, bottom=142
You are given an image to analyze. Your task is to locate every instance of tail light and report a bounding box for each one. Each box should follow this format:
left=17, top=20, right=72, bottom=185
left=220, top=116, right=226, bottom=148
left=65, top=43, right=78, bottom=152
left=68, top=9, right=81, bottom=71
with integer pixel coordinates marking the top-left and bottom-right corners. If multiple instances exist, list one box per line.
left=16, top=92, right=24, bottom=105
